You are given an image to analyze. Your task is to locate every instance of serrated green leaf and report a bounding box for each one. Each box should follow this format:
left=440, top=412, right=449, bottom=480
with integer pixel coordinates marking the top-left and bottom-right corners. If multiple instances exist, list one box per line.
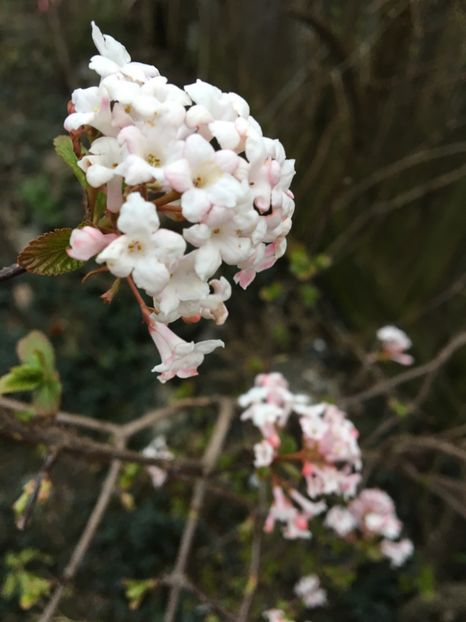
left=0, top=365, right=44, bottom=395
left=17, top=229, right=84, bottom=276
left=53, top=135, right=87, bottom=188
left=17, top=330, right=55, bottom=371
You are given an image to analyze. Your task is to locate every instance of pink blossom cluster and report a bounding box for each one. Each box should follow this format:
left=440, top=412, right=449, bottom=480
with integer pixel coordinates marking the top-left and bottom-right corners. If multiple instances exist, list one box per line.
left=66, top=23, right=295, bottom=382
left=239, top=372, right=362, bottom=539
left=325, top=488, right=414, bottom=567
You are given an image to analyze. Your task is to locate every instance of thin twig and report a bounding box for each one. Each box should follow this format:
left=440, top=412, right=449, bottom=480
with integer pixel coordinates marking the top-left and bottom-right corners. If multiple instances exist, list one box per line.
left=329, top=162, right=466, bottom=258
left=121, top=396, right=226, bottom=437
left=237, top=495, right=265, bottom=622
left=164, top=399, right=235, bottom=622
left=160, top=574, right=236, bottom=621
left=340, top=331, right=466, bottom=408
left=0, top=395, right=120, bottom=435
left=0, top=264, right=26, bottom=283
left=38, top=439, right=124, bottom=622
left=0, top=407, right=202, bottom=474
left=16, top=449, right=59, bottom=531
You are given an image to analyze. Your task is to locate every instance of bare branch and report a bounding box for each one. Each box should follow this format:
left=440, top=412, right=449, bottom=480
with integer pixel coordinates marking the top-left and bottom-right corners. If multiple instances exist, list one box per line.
left=402, top=462, right=466, bottom=521
left=39, top=442, right=124, bottom=622
left=121, top=396, right=226, bottom=438
left=0, top=396, right=121, bottom=436
left=164, top=399, right=235, bottom=622
left=0, top=407, right=201, bottom=475
left=237, top=503, right=264, bottom=622
left=160, top=574, right=236, bottom=621
left=335, top=142, right=466, bottom=212
left=16, top=449, right=59, bottom=531
left=0, top=264, right=26, bottom=283
left=341, top=331, right=466, bottom=408
left=329, top=163, right=466, bottom=258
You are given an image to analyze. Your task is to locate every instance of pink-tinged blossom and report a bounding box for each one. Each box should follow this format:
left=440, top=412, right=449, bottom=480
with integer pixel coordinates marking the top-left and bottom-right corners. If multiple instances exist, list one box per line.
left=78, top=136, right=123, bottom=187
left=96, top=192, right=186, bottom=297
left=294, top=574, right=327, bottom=608
left=349, top=488, right=402, bottom=539
left=376, top=325, right=414, bottom=366
left=253, top=440, right=275, bottom=468
left=324, top=505, right=357, bottom=537
left=143, top=435, right=173, bottom=489
left=115, top=123, right=185, bottom=186
left=264, top=486, right=297, bottom=534
left=89, top=22, right=159, bottom=82
left=183, top=214, right=256, bottom=280
left=64, top=85, right=116, bottom=136
left=380, top=538, right=414, bottom=567
left=234, top=238, right=287, bottom=289
left=246, top=135, right=295, bottom=213
left=263, top=486, right=323, bottom=540
left=152, top=252, right=231, bottom=325
left=67, top=226, right=117, bottom=261
left=164, top=133, right=243, bottom=223
left=184, top=79, right=258, bottom=151
left=149, top=320, right=224, bottom=383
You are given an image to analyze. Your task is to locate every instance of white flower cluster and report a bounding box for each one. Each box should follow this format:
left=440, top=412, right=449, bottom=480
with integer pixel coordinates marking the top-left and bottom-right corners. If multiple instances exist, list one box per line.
left=325, top=488, right=414, bottom=567
left=66, top=23, right=295, bottom=381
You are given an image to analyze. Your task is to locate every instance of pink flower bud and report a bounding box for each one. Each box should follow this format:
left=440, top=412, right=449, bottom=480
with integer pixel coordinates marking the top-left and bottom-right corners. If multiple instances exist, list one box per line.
left=67, top=227, right=117, bottom=261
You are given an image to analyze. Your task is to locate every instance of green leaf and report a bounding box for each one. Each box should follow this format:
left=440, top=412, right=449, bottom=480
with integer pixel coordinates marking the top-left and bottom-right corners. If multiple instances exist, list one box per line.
left=17, top=331, right=55, bottom=371
left=53, top=135, right=87, bottom=188
left=32, top=379, right=61, bottom=416
left=123, top=578, right=157, bottom=610
left=299, top=283, right=320, bottom=309
left=0, top=365, right=44, bottom=395
left=259, top=281, right=285, bottom=302
left=289, top=244, right=316, bottom=280
left=17, top=228, right=84, bottom=276
left=1, top=573, right=17, bottom=599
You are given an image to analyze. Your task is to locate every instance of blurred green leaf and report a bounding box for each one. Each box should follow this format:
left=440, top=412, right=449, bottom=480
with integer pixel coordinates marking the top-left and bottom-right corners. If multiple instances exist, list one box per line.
left=17, top=330, right=55, bottom=370
left=0, top=365, right=44, bottom=395
left=299, top=283, right=320, bottom=309
left=123, top=578, right=157, bottom=610
left=259, top=281, right=285, bottom=302
left=53, top=135, right=87, bottom=188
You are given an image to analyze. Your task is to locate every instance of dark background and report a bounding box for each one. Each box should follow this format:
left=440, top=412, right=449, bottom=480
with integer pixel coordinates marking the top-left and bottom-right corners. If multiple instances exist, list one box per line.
left=0, top=1, right=465, bottom=620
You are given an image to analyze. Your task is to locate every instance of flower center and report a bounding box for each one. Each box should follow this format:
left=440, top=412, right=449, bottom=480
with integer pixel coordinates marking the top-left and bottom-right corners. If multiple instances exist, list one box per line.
left=194, top=176, right=204, bottom=188
left=147, top=153, right=161, bottom=167
left=128, top=240, right=143, bottom=253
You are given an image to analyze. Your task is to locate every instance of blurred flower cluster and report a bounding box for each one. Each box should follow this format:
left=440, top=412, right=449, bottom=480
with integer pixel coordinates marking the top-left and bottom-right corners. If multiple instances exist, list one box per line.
left=326, top=488, right=414, bottom=567
left=239, top=372, right=362, bottom=539
left=240, top=371, right=413, bottom=611
left=66, top=23, right=295, bottom=381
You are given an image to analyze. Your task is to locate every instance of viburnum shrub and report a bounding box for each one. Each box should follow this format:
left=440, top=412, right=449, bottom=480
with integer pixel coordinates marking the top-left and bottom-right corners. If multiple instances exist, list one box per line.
left=3, top=22, right=416, bottom=619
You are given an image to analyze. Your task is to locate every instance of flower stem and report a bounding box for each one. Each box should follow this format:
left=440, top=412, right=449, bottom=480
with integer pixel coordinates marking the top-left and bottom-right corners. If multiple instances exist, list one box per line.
left=126, top=276, right=154, bottom=329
